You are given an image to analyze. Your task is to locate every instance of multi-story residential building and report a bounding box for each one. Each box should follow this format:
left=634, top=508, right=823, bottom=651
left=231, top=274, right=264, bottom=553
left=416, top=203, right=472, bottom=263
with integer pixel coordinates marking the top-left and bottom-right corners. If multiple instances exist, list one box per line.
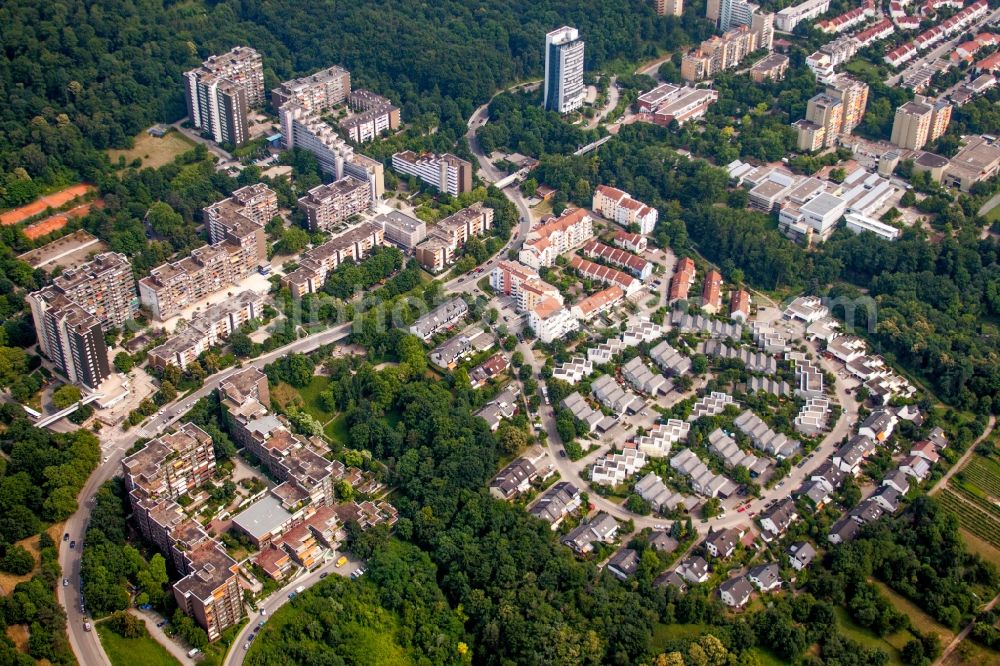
left=271, top=65, right=351, bottom=113
left=682, top=14, right=774, bottom=82
left=122, top=422, right=244, bottom=640
left=750, top=53, right=790, bottom=82
left=281, top=222, right=385, bottom=298
left=413, top=202, right=493, bottom=272
left=29, top=291, right=111, bottom=390
left=518, top=279, right=563, bottom=314
left=656, top=0, right=684, bottom=15
left=391, top=151, right=472, bottom=196
left=592, top=185, right=659, bottom=234
left=29, top=251, right=136, bottom=330
left=544, top=26, right=586, bottom=114
left=27, top=252, right=135, bottom=387
left=774, top=0, right=830, bottom=32
left=297, top=177, right=372, bottom=232
left=815, top=1, right=876, bottom=33
left=518, top=208, right=594, bottom=268
left=204, top=183, right=278, bottom=245
left=826, top=74, right=869, bottom=135
left=802, top=93, right=843, bottom=149
left=890, top=96, right=951, bottom=150
left=139, top=222, right=264, bottom=321
left=491, top=261, right=540, bottom=297
left=279, top=103, right=385, bottom=203
left=793, top=119, right=826, bottom=152
left=891, top=100, right=933, bottom=150
left=374, top=210, right=426, bottom=250
left=342, top=90, right=401, bottom=143
left=710, top=0, right=759, bottom=31
left=184, top=47, right=264, bottom=147
left=528, top=296, right=579, bottom=343
left=148, top=291, right=265, bottom=369
left=123, top=423, right=217, bottom=506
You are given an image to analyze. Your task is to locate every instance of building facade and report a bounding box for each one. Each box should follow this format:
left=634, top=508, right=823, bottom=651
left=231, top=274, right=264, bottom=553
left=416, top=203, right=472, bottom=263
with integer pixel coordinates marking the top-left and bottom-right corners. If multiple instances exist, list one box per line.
left=544, top=26, right=586, bottom=114
left=184, top=47, right=264, bottom=147
left=391, top=151, right=473, bottom=196
left=298, top=177, right=372, bottom=232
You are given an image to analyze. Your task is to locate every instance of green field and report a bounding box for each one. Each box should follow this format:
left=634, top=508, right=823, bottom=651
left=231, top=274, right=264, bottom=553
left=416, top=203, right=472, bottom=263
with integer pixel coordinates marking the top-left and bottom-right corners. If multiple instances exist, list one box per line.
left=649, top=623, right=713, bottom=652
left=97, top=623, right=180, bottom=666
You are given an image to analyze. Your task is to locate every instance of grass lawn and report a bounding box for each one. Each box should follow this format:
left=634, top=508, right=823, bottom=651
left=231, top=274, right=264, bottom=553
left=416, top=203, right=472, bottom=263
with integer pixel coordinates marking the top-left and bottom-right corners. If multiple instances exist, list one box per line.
left=326, top=412, right=349, bottom=444
left=649, top=623, right=712, bottom=652
left=985, top=203, right=1000, bottom=224
left=748, top=646, right=787, bottom=666
left=870, top=580, right=954, bottom=641
left=834, top=607, right=909, bottom=665
left=97, top=623, right=180, bottom=666
left=294, top=375, right=334, bottom=423
left=107, top=130, right=195, bottom=170
left=960, top=527, right=1000, bottom=569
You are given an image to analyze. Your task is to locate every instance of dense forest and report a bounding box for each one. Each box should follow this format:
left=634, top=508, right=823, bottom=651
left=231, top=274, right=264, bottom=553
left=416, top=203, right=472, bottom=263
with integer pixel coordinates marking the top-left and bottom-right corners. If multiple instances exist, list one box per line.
left=0, top=0, right=678, bottom=210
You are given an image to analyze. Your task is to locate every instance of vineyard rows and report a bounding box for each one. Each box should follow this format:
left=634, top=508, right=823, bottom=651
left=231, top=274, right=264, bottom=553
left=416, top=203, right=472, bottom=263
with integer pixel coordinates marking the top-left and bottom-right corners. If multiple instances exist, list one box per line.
left=938, top=489, right=1000, bottom=550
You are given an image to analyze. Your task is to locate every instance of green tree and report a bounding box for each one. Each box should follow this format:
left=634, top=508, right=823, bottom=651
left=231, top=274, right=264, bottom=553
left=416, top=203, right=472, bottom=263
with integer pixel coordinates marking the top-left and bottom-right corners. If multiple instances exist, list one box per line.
left=113, top=352, right=134, bottom=373
left=51, top=384, right=82, bottom=409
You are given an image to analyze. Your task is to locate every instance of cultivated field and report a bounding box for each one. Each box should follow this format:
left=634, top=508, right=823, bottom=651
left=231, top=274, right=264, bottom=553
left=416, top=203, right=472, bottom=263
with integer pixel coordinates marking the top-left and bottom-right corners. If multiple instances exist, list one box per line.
left=107, top=130, right=195, bottom=170
left=938, top=454, right=1000, bottom=551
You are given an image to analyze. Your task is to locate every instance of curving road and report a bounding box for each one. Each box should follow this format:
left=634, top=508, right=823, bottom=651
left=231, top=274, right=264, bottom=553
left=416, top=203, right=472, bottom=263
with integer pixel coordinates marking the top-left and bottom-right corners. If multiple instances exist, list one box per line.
left=59, top=322, right=355, bottom=665
left=224, top=554, right=364, bottom=666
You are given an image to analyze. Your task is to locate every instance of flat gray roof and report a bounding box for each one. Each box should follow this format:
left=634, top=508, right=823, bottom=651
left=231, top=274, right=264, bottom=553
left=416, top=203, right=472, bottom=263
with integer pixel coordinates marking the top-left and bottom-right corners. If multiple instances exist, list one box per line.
left=232, top=494, right=291, bottom=539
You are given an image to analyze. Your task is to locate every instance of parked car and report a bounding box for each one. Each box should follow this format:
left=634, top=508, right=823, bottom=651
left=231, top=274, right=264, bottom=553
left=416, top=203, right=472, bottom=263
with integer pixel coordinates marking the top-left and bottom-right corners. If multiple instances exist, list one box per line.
left=83, top=622, right=92, bottom=633
left=156, top=620, right=167, bottom=628
left=62, top=578, right=69, bottom=587
left=319, top=572, right=329, bottom=579
left=69, top=541, right=76, bottom=549
left=336, top=555, right=348, bottom=567
left=63, top=533, right=69, bottom=542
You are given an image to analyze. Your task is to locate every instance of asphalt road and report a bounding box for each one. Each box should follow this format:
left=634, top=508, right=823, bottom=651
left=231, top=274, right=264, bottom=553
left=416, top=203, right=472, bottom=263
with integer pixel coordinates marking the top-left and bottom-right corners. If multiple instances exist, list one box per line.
left=225, top=554, right=365, bottom=666
left=58, top=322, right=355, bottom=665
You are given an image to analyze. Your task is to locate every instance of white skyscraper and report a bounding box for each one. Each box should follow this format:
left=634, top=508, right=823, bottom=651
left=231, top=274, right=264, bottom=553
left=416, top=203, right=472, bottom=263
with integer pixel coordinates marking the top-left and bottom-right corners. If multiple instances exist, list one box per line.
left=544, top=27, right=586, bottom=114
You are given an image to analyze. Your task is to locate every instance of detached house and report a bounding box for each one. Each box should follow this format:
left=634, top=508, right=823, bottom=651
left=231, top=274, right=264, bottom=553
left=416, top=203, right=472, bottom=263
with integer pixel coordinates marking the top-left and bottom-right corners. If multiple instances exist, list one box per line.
left=759, top=498, right=798, bottom=541
left=786, top=541, right=816, bottom=571
left=748, top=563, right=782, bottom=592
left=719, top=576, right=754, bottom=609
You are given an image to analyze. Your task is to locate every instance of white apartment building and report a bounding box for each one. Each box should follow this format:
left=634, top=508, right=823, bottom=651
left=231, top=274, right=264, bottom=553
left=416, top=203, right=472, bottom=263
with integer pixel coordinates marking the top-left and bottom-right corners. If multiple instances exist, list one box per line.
left=391, top=151, right=472, bottom=196
left=518, top=209, right=594, bottom=268
left=592, top=185, right=658, bottom=234
left=528, top=297, right=579, bottom=343
left=544, top=27, right=586, bottom=114
left=775, top=0, right=830, bottom=32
